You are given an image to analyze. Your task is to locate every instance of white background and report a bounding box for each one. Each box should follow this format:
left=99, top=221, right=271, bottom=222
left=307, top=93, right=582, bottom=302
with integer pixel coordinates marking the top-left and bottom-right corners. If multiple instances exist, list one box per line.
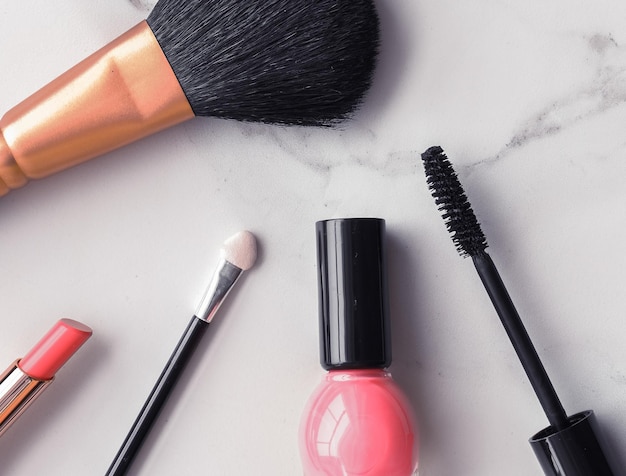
left=1, top=1, right=625, bottom=474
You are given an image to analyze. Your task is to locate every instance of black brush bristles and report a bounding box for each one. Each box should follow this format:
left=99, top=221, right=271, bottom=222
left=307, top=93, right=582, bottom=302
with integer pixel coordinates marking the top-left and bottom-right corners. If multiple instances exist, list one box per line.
left=421, top=146, right=487, bottom=257
left=147, top=0, right=379, bottom=126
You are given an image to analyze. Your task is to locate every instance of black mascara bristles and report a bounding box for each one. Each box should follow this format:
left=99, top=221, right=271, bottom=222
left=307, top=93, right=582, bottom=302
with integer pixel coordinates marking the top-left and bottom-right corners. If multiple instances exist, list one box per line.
left=421, top=145, right=570, bottom=431
left=422, top=146, right=487, bottom=257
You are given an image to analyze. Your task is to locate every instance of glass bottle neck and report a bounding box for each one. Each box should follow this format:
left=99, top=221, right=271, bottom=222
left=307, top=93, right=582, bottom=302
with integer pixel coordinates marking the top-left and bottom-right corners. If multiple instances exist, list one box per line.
left=325, top=368, right=391, bottom=382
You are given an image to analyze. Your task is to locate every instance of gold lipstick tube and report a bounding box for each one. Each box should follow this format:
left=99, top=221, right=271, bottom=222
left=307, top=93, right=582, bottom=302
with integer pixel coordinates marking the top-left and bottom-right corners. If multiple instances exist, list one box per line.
left=0, top=361, right=52, bottom=437
left=0, top=21, right=195, bottom=196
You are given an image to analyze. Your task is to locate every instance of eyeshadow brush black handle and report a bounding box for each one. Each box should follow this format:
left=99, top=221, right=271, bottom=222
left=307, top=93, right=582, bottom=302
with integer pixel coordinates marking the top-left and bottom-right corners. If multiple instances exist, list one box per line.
left=105, top=317, right=208, bottom=476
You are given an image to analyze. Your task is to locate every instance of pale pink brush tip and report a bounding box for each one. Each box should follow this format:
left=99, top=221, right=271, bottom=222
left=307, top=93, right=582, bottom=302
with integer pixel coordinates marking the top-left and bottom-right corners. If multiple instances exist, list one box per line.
left=18, top=318, right=92, bottom=381
left=220, top=230, right=258, bottom=271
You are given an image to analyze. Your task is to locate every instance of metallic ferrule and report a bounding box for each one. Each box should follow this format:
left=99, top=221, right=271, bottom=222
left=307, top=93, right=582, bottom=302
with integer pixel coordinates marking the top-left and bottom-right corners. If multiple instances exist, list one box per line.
left=0, top=21, right=195, bottom=196
left=195, top=259, right=243, bottom=323
left=0, top=361, right=52, bottom=437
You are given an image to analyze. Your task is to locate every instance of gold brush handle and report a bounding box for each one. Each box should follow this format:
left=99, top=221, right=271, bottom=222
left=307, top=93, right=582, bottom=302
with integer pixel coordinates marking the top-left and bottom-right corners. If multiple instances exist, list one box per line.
left=0, top=21, right=194, bottom=196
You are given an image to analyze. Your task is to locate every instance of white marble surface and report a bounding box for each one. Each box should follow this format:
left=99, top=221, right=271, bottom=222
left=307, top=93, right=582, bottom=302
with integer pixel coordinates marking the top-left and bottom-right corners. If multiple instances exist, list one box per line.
left=1, top=1, right=625, bottom=475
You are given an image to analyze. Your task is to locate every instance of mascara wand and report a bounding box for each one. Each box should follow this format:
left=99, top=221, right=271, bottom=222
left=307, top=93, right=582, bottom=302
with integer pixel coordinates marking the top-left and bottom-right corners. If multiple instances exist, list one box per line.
left=421, top=146, right=618, bottom=476
left=0, top=0, right=379, bottom=196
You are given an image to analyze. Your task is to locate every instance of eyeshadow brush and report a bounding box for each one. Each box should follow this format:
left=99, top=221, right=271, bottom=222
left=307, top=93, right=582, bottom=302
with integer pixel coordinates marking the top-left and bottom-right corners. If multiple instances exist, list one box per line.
left=105, top=230, right=257, bottom=476
left=0, top=0, right=379, bottom=196
left=422, top=146, right=618, bottom=475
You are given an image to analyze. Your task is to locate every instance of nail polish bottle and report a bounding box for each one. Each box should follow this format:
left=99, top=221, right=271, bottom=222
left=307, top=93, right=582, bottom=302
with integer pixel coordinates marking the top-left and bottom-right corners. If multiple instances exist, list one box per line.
left=299, top=218, right=418, bottom=476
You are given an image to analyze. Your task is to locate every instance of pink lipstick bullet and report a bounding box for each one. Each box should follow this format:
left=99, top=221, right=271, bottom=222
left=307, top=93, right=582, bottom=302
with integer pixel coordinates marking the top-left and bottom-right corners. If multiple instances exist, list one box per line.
left=0, top=318, right=92, bottom=437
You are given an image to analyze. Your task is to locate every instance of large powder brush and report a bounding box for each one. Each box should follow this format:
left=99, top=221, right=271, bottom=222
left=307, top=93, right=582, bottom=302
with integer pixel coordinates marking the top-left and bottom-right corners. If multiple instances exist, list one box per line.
left=0, top=0, right=379, bottom=196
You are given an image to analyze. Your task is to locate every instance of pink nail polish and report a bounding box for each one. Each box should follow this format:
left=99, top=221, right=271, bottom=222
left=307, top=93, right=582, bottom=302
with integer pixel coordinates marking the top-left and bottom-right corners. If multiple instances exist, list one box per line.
left=299, top=219, right=418, bottom=476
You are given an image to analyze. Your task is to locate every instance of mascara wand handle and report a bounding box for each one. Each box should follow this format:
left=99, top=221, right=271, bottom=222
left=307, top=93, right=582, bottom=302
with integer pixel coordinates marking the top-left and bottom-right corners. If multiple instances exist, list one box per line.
left=105, top=316, right=209, bottom=476
left=472, top=253, right=569, bottom=431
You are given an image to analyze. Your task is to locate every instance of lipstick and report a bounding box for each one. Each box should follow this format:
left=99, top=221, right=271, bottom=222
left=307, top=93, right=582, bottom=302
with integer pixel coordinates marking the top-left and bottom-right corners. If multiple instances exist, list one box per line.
left=0, top=318, right=92, bottom=437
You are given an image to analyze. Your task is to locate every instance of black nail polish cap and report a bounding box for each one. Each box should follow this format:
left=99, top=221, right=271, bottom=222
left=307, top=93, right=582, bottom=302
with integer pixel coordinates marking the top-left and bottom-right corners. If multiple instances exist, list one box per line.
left=529, top=410, right=618, bottom=475
left=316, top=218, right=391, bottom=370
